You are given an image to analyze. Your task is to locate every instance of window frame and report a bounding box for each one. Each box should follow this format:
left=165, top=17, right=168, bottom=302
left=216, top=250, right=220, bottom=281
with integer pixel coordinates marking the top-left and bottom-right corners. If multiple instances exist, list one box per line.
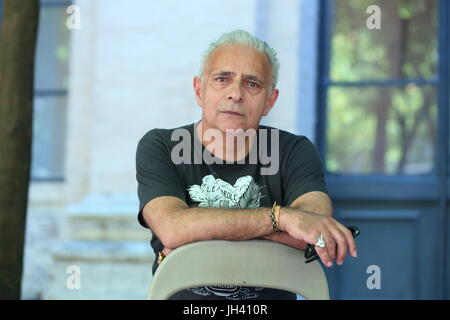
left=31, top=0, right=72, bottom=182
left=316, top=0, right=450, bottom=298
left=316, top=0, right=448, bottom=181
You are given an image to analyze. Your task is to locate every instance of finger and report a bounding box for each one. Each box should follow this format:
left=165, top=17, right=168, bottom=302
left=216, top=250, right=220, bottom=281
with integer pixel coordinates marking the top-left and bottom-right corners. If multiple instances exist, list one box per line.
left=313, top=232, right=334, bottom=267
left=306, top=231, right=332, bottom=266
left=322, top=232, right=336, bottom=262
left=327, top=227, right=347, bottom=265
left=337, top=224, right=358, bottom=258
left=315, top=246, right=333, bottom=267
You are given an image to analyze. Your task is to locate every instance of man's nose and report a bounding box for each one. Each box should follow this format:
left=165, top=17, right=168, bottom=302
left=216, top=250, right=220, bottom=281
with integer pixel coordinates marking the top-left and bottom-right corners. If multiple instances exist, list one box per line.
left=227, top=82, right=243, bottom=103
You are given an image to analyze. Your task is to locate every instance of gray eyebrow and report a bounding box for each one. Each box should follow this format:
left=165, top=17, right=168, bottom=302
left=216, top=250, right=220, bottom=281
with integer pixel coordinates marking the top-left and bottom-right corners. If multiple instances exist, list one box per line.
left=244, top=74, right=260, bottom=82
left=212, top=71, right=235, bottom=77
left=212, top=71, right=262, bottom=82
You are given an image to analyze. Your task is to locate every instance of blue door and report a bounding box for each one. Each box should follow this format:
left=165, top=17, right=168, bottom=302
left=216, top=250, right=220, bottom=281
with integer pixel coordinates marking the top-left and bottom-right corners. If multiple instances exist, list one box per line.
left=316, top=0, right=449, bottom=299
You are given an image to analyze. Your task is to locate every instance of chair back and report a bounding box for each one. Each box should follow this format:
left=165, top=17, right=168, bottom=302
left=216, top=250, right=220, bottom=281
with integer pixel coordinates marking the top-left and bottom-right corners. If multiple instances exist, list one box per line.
left=147, top=239, right=329, bottom=300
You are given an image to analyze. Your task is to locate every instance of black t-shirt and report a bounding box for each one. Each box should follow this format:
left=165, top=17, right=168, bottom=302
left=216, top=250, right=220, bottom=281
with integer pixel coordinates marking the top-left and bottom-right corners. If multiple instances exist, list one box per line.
left=135, top=121, right=328, bottom=300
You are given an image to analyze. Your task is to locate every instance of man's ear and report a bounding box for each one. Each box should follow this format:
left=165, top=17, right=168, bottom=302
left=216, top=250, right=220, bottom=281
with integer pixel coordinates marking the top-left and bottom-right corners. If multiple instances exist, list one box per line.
left=262, top=88, right=279, bottom=116
left=193, top=76, right=203, bottom=106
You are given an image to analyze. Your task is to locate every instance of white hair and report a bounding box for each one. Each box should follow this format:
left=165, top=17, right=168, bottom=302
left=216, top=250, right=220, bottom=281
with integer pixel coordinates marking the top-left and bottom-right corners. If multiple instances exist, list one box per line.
left=199, top=30, right=280, bottom=88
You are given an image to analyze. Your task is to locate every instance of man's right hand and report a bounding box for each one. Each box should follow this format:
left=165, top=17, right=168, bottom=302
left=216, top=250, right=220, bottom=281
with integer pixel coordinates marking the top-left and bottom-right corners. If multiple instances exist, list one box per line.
left=279, top=207, right=358, bottom=267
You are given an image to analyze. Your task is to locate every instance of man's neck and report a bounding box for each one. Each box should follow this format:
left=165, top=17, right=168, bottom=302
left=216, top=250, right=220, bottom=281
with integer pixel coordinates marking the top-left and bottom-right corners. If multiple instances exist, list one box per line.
left=196, top=120, right=257, bottom=162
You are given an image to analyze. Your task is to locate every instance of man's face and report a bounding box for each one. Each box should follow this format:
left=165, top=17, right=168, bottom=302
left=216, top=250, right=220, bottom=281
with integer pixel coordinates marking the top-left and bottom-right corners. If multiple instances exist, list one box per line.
left=194, top=43, right=279, bottom=133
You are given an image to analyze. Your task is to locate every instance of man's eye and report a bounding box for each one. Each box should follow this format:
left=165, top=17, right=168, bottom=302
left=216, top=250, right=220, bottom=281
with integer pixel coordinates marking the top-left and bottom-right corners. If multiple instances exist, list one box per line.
left=215, top=77, right=228, bottom=82
left=247, top=81, right=260, bottom=88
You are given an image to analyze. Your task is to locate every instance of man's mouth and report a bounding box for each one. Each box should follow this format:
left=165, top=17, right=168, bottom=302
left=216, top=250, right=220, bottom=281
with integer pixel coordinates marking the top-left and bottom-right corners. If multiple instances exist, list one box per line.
left=221, top=111, right=244, bottom=116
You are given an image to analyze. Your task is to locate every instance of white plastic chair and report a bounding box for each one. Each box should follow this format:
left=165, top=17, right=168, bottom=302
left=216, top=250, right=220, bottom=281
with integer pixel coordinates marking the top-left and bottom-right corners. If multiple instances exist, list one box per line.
left=146, top=239, right=329, bottom=300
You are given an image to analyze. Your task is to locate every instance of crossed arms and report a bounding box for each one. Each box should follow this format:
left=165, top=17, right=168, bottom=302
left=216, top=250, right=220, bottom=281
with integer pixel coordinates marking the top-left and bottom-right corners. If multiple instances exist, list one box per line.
left=142, top=190, right=357, bottom=267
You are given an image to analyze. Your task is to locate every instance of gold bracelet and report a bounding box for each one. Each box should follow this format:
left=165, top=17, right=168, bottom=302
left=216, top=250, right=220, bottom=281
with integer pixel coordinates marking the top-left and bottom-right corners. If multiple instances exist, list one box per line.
left=270, top=201, right=282, bottom=232
left=274, top=205, right=281, bottom=230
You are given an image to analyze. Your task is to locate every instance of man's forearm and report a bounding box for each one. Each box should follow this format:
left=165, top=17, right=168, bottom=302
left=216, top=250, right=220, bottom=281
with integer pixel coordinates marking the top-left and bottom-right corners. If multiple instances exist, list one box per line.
left=262, top=232, right=307, bottom=250
left=157, top=192, right=357, bottom=268
left=163, top=206, right=275, bottom=249
left=260, top=193, right=333, bottom=249
left=153, top=191, right=333, bottom=250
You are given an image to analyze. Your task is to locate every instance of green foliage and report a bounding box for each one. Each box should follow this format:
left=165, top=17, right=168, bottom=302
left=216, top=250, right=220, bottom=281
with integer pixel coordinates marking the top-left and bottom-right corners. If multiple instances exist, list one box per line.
left=327, top=0, right=437, bottom=175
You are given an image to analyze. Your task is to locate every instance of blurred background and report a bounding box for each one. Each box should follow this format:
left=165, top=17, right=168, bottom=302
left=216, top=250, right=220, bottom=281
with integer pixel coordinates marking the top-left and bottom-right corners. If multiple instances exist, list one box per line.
left=1, top=0, right=448, bottom=299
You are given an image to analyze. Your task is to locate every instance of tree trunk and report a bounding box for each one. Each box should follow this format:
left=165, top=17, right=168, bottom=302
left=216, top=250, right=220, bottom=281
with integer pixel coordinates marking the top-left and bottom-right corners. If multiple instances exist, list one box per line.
left=372, top=0, right=405, bottom=174
left=0, top=0, right=39, bottom=299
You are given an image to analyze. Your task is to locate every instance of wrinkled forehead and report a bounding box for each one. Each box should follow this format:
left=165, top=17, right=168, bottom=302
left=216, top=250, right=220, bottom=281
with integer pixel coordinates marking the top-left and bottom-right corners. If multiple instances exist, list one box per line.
left=203, top=43, right=272, bottom=81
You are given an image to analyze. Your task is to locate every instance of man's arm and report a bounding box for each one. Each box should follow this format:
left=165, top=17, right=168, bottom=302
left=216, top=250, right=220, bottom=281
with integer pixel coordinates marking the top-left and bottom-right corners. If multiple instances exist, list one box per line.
left=278, top=191, right=357, bottom=267
left=143, top=196, right=275, bottom=249
left=149, top=190, right=333, bottom=250
left=262, top=191, right=356, bottom=267
left=158, top=192, right=330, bottom=257
left=146, top=192, right=356, bottom=267
left=261, top=191, right=332, bottom=250
left=289, top=190, right=333, bottom=216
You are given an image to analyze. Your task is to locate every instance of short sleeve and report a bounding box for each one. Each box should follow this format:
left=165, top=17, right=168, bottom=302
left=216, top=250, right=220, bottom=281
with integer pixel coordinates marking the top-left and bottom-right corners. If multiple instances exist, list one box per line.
left=282, top=136, right=328, bottom=207
left=135, top=129, right=187, bottom=228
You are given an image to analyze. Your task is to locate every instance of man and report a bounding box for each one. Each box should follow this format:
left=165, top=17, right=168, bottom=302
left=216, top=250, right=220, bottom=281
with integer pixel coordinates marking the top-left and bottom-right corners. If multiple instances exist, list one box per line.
left=136, top=30, right=357, bottom=300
